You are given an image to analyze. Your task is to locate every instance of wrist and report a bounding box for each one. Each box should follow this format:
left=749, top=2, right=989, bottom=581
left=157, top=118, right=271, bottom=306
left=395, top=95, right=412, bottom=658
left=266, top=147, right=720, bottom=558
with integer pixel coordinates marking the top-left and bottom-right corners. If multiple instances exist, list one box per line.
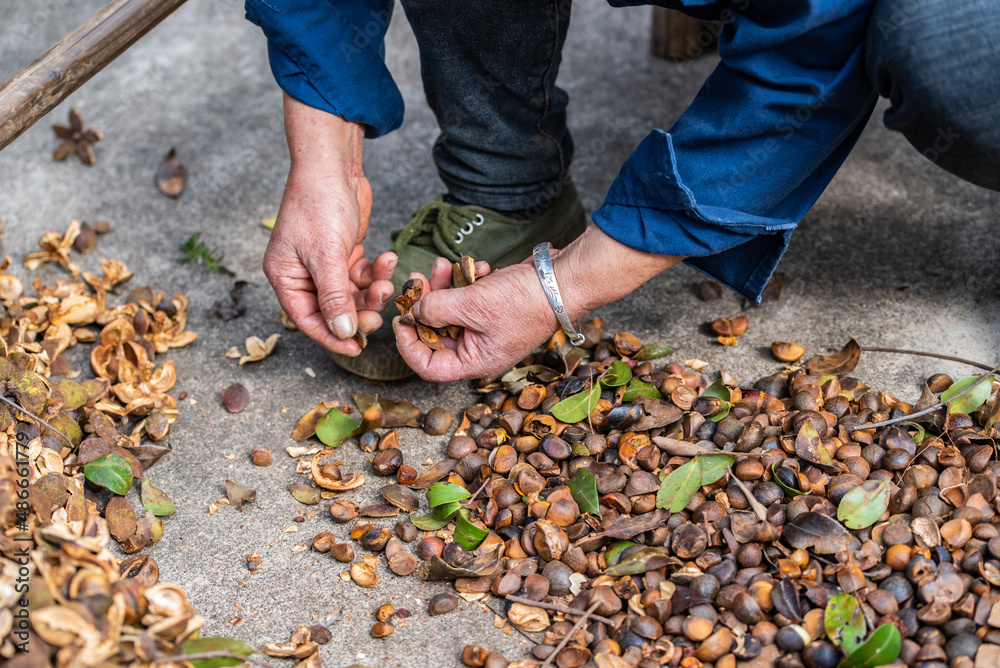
left=283, top=93, right=365, bottom=179
left=551, top=225, right=684, bottom=322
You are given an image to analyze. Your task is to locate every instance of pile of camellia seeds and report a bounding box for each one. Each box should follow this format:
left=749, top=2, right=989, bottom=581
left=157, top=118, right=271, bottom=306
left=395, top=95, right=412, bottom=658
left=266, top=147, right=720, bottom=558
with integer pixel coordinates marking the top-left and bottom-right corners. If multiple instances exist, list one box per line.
left=291, top=318, right=1000, bottom=668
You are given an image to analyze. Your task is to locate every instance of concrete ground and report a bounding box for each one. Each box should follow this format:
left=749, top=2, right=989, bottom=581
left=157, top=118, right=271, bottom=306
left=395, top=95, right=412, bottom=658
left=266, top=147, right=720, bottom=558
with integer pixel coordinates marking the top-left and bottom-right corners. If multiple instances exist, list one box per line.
left=2, top=1, right=999, bottom=667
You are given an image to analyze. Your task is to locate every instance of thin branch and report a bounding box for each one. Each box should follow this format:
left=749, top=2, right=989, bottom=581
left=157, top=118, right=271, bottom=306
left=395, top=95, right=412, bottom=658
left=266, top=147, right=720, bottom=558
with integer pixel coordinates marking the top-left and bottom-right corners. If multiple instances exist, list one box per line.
left=848, top=360, right=1000, bottom=432
left=860, top=346, right=994, bottom=371
left=153, top=651, right=278, bottom=668
left=540, top=601, right=601, bottom=668
left=0, top=394, right=74, bottom=447
left=504, top=595, right=616, bottom=626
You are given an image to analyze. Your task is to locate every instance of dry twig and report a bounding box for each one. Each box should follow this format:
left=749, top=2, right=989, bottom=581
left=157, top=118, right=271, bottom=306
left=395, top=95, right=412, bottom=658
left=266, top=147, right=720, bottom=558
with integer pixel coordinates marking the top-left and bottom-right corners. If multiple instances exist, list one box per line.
left=540, top=601, right=601, bottom=668
left=504, top=595, right=616, bottom=626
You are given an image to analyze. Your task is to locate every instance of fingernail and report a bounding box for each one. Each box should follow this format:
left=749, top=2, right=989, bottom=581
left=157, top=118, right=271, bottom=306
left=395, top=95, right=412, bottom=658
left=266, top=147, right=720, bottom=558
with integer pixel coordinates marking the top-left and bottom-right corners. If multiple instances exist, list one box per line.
left=380, top=291, right=391, bottom=304
left=387, top=256, right=397, bottom=271
left=331, top=314, right=355, bottom=340
left=411, top=302, right=423, bottom=321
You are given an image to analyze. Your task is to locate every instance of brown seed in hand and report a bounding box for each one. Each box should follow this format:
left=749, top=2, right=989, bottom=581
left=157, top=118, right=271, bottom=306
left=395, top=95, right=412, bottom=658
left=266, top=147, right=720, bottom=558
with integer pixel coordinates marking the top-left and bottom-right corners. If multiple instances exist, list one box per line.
left=371, top=621, right=393, bottom=638
left=428, top=592, right=459, bottom=616
left=424, top=407, right=454, bottom=435
left=462, top=645, right=489, bottom=667
left=772, top=341, right=806, bottom=363
left=250, top=446, right=272, bottom=467
left=221, top=382, right=249, bottom=413
left=417, top=323, right=446, bottom=350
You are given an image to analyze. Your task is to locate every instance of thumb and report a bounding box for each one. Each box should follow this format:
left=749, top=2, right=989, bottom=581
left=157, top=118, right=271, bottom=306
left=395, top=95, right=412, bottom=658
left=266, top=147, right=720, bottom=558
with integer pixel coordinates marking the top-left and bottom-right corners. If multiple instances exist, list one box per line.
left=307, top=246, right=358, bottom=340
left=411, top=286, right=470, bottom=330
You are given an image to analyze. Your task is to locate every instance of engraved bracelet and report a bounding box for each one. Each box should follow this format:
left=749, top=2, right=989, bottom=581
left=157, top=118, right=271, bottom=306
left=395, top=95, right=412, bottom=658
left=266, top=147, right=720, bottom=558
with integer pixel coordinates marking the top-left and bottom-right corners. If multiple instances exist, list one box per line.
left=532, top=242, right=585, bottom=346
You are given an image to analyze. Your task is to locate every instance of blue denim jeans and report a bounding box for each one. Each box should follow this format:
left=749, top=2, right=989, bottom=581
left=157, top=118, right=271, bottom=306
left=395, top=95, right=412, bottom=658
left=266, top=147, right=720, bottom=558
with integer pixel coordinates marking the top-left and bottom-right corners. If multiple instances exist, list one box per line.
left=401, top=0, right=1000, bottom=212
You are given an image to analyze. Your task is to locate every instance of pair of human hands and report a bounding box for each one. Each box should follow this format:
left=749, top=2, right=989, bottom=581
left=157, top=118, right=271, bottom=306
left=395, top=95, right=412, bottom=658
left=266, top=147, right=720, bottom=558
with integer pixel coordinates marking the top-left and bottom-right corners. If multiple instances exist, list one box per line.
left=264, top=169, right=559, bottom=381
left=264, top=97, right=560, bottom=380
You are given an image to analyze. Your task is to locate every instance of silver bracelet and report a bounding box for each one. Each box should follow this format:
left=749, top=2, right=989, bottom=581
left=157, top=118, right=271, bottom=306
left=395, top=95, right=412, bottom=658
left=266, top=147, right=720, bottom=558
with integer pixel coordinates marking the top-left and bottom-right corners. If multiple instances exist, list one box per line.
left=532, top=242, right=585, bottom=346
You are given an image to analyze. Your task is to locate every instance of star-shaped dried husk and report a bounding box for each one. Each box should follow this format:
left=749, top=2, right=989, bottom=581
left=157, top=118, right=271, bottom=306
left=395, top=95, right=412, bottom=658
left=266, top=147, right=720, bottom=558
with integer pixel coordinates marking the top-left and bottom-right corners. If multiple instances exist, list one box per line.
left=83, top=259, right=134, bottom=293
left=52, top=108, right=103, bottom=165
left=140, top=292, right=197, bottom=353
left=24, top=219, right=82, bottom=277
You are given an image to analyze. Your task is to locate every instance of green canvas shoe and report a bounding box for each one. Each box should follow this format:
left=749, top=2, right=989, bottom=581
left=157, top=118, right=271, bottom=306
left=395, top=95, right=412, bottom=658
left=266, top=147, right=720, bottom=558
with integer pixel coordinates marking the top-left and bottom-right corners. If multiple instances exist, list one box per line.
left=331, top=177, right=588, bottom=380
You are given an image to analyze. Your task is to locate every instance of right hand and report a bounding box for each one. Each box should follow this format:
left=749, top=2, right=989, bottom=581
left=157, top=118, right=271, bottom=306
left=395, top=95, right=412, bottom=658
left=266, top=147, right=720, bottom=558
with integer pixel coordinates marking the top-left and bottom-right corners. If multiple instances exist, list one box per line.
left=263, top=96, right=396, bottom=356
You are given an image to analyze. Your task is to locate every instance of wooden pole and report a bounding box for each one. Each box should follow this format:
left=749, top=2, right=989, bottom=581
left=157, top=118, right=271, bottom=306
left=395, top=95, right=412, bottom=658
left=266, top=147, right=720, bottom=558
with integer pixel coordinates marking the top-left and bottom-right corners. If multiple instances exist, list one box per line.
left=0, top=0, right=189, bottom=151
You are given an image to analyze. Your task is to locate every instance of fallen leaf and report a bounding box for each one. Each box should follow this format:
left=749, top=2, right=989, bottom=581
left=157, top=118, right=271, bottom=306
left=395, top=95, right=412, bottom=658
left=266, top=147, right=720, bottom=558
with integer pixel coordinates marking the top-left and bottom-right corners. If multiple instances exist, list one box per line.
left=156, top=148, right=185, bottom=198
left=837, top=478, right=890, bottom=529
left=225, top=480, right=256, bottom=511
left=289, top=483, right=322, bottom=505
left=105, top=495, right=137, bottom=542
left=805, top=338, right=861, bottom=375
left=353, top=393, right=420, bottom=428
left=293, top=402, right=338, bottom=441
left=783, top=512, right=852, bottom=554
left=141, top=478, right=177, bottom=517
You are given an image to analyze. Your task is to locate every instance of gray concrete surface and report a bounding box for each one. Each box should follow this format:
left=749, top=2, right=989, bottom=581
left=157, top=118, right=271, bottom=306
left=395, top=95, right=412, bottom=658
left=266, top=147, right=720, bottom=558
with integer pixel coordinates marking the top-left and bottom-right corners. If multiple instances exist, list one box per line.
left=2, top=1, right=999, bottom=666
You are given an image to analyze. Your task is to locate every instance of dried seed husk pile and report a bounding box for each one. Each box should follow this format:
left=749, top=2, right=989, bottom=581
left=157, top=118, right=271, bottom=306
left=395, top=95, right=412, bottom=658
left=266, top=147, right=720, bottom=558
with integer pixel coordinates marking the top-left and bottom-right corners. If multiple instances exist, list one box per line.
left=300, top=319, right=1000, bottom=668
left=0, top=240, right=229, bottom=667
left=396, top=255, right=477, bottom=350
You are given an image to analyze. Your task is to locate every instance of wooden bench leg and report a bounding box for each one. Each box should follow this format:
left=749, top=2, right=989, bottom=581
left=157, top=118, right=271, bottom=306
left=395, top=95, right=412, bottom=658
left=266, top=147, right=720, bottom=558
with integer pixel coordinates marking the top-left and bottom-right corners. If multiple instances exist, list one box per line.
left=650, top=7, right=717, bottom=62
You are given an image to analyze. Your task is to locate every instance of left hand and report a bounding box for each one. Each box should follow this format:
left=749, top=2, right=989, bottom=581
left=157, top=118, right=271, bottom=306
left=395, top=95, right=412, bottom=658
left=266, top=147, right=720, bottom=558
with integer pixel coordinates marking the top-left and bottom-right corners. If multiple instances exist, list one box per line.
left=393, top=224, right=685, bottom=382
left=392, top=256, right=559, bottom=382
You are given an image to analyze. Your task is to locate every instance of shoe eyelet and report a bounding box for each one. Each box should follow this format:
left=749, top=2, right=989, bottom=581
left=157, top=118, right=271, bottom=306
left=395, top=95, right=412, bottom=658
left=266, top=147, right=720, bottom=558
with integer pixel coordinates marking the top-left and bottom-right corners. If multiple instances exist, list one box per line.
left=455, top=231, right=464, bottom=244
left=473, top=214, right=485, bottom=226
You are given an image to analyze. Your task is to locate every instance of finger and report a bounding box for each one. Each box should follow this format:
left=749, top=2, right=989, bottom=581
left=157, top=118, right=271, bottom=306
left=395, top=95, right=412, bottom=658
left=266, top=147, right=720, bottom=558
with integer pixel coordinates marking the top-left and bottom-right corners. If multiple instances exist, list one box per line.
left=393, top=316, right=466, bottom=383
left=357, top=310, right=383, bottom=334
left=429, top=257, right=454, bottom=291
left=410, top=283, right=468, bottom=329
left=304, top=246, right=358, bottom=340
left=475, top=261, right=490, bottom=278
left=351, top=250, right=397, bottom=288
left=353, top=279, right=394, bottom=312
left=277, top=288, right=362, bottom=356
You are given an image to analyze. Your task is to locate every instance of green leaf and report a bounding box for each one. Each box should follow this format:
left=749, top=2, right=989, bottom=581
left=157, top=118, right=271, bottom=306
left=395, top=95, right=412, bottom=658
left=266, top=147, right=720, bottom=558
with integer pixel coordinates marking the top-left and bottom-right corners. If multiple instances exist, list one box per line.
left=603, top=546, right=677, bottom=577
left=656, top=454, right=734, bottom=512
left=941, top=374, right=995, bottom=415
left=604, top=540, right=638, bottom=567
left=410, top=513, right=451, bottom=531
left=500, top=365, right=560, bottom=394
left=770, top=462, right=806, bottom=498
left=550, top=383, right=601, bottom=423
left=900, top=421, right=926, bottom=444
left=622, top=379, right=662, bottom=402
left=601, top=360, right=632, bottom=388
left=83, top=454, right=134, bottom=495
left=453, top=509, right=489, bottom=551
left=634, top=344, right=674, bottom=361
left=567, top=468, right=600, bottom=515
left=825, top=593, right=866, bottom=654
left=181, top=637, right=255, bottom=668
left=702, top=378, right=731, bottom=401
left=698, top=453, right=735, bottom=486
left=314, top=408, right=362, bottom=447
left=837, top=478, right=890, bottom=530
left=140, top=478, right=177, bottom=517
left=657, top=459, right=699, bottom=512
left=425, top=482, right=470, bottom=508
left=838, top=624, right=901, bottom=668
left=709, top=401, right=732, bottom=423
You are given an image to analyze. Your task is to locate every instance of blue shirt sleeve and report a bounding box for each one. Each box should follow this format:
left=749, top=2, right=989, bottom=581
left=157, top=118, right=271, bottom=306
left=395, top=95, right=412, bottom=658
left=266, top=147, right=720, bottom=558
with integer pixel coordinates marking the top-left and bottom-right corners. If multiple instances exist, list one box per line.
left=594, top=0, right=878, bottom=302
left=245, top=0, right=404, bottom=138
